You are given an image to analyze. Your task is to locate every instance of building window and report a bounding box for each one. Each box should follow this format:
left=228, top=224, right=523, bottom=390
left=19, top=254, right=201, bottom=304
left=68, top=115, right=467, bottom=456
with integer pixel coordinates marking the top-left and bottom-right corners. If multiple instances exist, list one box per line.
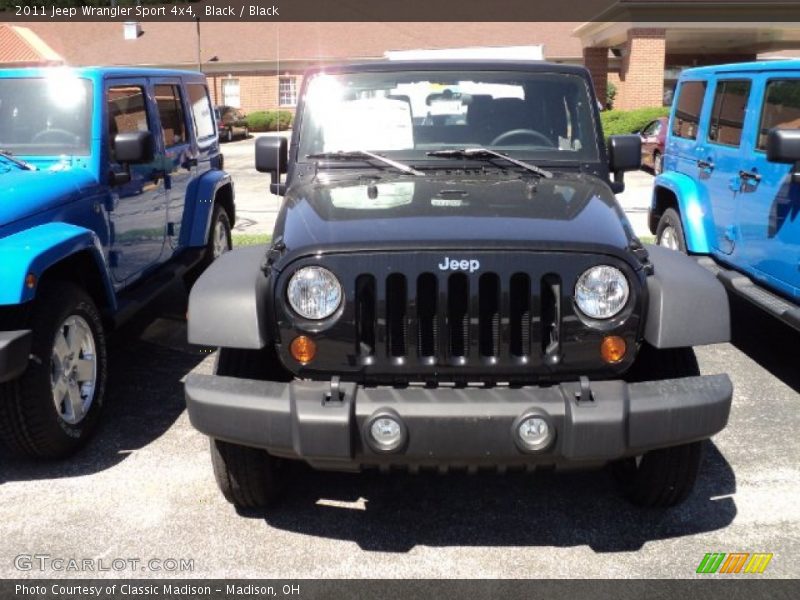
left=222, top=78, right=240, bottom=108
left=279, top=76, right=297, bottom=107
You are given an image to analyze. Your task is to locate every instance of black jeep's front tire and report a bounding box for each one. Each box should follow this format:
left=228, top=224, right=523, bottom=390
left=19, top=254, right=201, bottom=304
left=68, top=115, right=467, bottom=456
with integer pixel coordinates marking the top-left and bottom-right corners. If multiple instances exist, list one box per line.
left=0, top=282, right=107, bottom=458
left=210, top=438, right=281, bottom=509
left=613, top=344, right=704, bottom=507
left=209, top=347, right=287, bottom=509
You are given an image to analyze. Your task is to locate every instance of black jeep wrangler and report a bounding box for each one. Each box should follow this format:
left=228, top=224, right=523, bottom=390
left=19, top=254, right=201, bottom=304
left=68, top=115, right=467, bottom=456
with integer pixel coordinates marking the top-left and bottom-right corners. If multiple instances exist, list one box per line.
left=185, top=61, right=733, bottom=509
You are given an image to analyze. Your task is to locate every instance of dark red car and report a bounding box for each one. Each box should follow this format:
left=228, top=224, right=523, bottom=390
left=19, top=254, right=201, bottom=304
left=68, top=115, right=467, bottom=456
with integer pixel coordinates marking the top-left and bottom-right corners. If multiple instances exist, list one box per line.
left=639, top=116, right=667, bottom=174
left=214, top=105, right=249, bottom=142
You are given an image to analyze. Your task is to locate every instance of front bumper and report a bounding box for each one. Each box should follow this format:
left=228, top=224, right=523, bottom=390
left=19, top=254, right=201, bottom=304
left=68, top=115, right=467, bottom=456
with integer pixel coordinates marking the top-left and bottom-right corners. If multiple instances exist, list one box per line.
left=0, top=330, right=32, bottom=383
left=185, top=373, right=732, bottom=470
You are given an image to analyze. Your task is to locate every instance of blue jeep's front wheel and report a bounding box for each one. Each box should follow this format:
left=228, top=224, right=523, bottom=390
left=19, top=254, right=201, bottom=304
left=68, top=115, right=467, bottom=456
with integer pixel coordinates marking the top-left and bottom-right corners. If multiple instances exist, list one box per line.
left=656, top=207, right=687, bottom=253
left=0, top=281, right=107, bottom=458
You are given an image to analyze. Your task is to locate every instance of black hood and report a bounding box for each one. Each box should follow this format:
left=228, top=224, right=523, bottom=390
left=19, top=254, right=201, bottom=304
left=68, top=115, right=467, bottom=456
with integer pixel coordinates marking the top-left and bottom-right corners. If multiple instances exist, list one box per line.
left=273, top=169, right=638, bottom=265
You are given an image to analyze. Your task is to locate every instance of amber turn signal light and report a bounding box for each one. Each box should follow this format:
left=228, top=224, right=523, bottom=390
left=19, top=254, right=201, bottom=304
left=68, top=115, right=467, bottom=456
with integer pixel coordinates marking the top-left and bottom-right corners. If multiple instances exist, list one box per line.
left=600, top=336, right=627, bottom=364
left=25, top=273, right=37, bottom=289
left=290, top=335, right=317, bottom=364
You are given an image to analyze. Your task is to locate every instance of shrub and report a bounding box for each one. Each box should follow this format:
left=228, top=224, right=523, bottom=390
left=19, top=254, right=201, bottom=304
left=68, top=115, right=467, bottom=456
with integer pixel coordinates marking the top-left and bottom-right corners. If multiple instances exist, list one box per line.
left=245, top=110, right=294, bottom=132
left=606, top=81, right=617, bottom=110
left=600, top=106, right=670, bottom=138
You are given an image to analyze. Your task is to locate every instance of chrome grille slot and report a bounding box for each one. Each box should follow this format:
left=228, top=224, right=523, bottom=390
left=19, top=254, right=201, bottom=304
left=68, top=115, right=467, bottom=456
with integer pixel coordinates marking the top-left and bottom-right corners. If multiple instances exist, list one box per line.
left=541, top=274, right=562, bottom=365
left=447, top=273, right=470, bottom=360
left=386, top=273, right=407, bottom=358
left=479, top=273, right=501, bottom=358
left=509, top=273, right=531, bottom=358
left=355, top=274, right=376, bottom=359
left=416, top=273, right=438, bottom=361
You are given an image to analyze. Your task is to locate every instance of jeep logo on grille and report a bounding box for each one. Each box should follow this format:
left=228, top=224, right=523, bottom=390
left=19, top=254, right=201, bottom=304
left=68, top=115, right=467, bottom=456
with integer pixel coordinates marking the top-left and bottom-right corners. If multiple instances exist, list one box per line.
left=438, top=257, right=480, bottom=273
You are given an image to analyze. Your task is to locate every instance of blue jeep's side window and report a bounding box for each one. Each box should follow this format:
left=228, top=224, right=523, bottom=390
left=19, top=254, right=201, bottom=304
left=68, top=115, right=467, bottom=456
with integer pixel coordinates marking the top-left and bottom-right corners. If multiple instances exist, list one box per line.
left=187, top=83, right=215, bottom=141
left=707, top=80, right=751, bottom=147
left=672, top=81, right=706, bottom=140
left=107, top=85, right=150, bottom=161
left=757, top=79, right=800, bottom=150
left=154, top=84, right=187, bottom=148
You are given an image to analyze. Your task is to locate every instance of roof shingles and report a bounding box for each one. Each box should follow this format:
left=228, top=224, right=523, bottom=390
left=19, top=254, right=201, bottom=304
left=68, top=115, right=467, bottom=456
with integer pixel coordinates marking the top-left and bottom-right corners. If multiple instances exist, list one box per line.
left=0, top=24, right=63, bottom=66
left=17, top=21, right=583, bottom=68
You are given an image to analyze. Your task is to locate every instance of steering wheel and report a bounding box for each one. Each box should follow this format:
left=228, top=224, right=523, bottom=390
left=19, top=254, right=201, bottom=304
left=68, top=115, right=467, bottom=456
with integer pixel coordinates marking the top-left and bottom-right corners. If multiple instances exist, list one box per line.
left=31, top=128, right=80, bottom=145
left=491, top=129, right=554, bottom=147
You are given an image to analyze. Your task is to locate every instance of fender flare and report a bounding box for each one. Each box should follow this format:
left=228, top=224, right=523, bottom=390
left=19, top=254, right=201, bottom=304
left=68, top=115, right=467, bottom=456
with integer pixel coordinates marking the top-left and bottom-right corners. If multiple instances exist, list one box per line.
left=183, top=170, right=235, bottom=248
left=0, top=223, right=115, bottom=308
left=651, top=172, right=715, bottom=254
left=188, top=245, right=270, bottom=349
left=644, top=244, right=730, bottom=348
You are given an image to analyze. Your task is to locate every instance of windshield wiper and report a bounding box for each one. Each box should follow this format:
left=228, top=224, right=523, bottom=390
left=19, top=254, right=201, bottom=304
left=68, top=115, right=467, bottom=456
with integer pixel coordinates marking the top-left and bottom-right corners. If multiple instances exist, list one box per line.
left=0, top=149, right=35, bottom=171
left=426, top=148, right=552, bottom=179
left=306, top=150, right=423, bottom=176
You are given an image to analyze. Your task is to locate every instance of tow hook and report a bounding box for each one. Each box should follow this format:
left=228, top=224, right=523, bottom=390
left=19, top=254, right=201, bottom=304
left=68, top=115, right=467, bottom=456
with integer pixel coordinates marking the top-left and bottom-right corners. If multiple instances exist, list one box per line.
left=324, top=375, right=344, bottom=405
left=575, top=376, right=594, bottom=404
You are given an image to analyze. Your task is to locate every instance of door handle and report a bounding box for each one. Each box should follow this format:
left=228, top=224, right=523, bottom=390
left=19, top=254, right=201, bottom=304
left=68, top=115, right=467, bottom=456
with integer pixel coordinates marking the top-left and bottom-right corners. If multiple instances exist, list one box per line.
left=697, top=159, right=715, bottom=171
left=739, top=169, right=761, bottom=183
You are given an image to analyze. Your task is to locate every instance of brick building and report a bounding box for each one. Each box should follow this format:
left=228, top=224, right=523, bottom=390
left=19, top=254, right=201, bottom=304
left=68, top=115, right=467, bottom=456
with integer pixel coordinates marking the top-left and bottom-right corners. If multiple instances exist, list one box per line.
left=3, top=17, right=800, bottom=114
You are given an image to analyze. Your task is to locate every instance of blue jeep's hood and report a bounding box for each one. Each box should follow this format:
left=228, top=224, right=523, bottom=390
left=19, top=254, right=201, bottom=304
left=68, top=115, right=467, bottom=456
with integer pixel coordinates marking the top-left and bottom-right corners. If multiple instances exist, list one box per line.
left=0, top=165, right=97, bottom=227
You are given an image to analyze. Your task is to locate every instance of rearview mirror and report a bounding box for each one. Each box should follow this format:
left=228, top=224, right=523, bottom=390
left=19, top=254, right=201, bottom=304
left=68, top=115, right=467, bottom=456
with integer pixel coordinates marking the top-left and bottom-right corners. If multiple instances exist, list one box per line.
left=607, top=134, right=642, bottom=193
left=255, top=136, right=288, bottom=195
left=114, top=131, right=154, bottom=164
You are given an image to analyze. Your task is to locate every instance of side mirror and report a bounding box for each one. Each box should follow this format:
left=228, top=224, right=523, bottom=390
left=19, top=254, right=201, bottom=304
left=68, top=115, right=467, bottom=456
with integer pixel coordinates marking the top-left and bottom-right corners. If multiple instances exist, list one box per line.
left=255, top=136, right=288, bottom=195
left=766, top=129, right=800, bottom=163
left=607, top=134, right=642, bottom=193
left=113, top=131, right=154, bottom=164
left=767, top=129, right=800, bottom=184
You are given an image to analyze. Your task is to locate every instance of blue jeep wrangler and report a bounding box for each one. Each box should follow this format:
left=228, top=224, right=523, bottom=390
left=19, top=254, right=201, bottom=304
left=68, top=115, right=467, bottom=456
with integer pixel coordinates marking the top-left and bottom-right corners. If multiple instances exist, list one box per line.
left=651, top=60, right=800, bottom=329
left=0, top=67, right=234, bottom=458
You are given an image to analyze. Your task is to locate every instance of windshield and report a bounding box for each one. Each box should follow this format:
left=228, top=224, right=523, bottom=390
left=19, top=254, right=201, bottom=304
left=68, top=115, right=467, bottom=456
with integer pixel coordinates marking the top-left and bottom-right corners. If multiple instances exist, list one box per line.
left=0, top=76, right=93, bottom=156
left=297, top=69, right=599, bottom=163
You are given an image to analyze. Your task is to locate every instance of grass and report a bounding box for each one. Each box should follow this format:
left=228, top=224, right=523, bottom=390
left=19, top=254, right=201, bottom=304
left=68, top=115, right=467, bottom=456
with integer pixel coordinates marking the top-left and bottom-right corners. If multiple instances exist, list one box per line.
left=639, top=235, right=656, bottom=245
left=232, top=233, right=272, bottom=247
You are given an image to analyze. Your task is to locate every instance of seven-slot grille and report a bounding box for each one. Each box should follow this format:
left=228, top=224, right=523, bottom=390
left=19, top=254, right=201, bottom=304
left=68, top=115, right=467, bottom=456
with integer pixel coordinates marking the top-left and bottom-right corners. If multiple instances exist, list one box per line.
left=354, top=270, right=564, bottom=370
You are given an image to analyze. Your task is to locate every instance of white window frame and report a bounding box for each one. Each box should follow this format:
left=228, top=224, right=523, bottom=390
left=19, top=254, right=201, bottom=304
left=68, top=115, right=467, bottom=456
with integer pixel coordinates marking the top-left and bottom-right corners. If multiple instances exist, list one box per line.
left=222, top=77, right=241, bottom=109
left=279, top=76, right=297, bottom=107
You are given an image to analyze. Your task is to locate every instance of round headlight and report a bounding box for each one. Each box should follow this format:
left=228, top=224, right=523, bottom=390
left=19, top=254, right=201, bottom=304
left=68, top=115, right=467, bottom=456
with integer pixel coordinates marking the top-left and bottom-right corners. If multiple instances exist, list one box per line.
left=574, top=265, right=629, bottom=319
left=287, top=266, right=342, bottom=320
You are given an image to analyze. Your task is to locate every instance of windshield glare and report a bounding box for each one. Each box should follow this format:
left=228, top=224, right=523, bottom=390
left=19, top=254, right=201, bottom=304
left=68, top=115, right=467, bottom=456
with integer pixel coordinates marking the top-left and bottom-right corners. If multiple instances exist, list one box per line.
left=0, top=76, right=93, bottom=156
left=298, top=70, right=599, bottom=163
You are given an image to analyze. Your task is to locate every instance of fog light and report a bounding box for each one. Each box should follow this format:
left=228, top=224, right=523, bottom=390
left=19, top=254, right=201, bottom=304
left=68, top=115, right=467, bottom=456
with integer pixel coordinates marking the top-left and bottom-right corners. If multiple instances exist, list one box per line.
left=514, top=414, right=554, bottom=452
left=600, top=335, right=627, bottom=364
left=290, top=335, right=316, bottom=364
left=366, top=411, right=406, bottom=453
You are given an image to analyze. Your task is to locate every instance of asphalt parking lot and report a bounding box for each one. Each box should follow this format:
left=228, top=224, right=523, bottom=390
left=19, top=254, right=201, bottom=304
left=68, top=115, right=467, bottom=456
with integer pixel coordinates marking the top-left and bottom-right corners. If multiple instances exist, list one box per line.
left=0, top=137, right=797, bottom=580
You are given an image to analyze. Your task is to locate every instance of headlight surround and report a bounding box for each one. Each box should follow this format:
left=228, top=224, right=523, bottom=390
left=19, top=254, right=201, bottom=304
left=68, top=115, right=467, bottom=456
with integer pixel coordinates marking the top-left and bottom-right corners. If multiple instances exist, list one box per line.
left=574, top=265, right=630, bottom=320
left=287, top=266, right=343, bottom=320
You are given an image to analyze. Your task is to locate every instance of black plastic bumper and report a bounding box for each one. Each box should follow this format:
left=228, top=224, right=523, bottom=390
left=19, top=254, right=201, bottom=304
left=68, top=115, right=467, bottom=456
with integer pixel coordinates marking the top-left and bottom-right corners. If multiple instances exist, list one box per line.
left=0, top=330, right=32, bottom=383
left=185, top=373, right=732, bottom=470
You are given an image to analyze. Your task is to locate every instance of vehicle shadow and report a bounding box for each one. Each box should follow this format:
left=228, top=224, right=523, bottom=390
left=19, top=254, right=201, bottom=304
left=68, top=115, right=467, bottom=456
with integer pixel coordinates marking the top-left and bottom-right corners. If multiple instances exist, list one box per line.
left=729, top=294, right=800, bottom=394
left=247, top=441, right=736, bottom=553
left=0, top=283, right=207, bottom=483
